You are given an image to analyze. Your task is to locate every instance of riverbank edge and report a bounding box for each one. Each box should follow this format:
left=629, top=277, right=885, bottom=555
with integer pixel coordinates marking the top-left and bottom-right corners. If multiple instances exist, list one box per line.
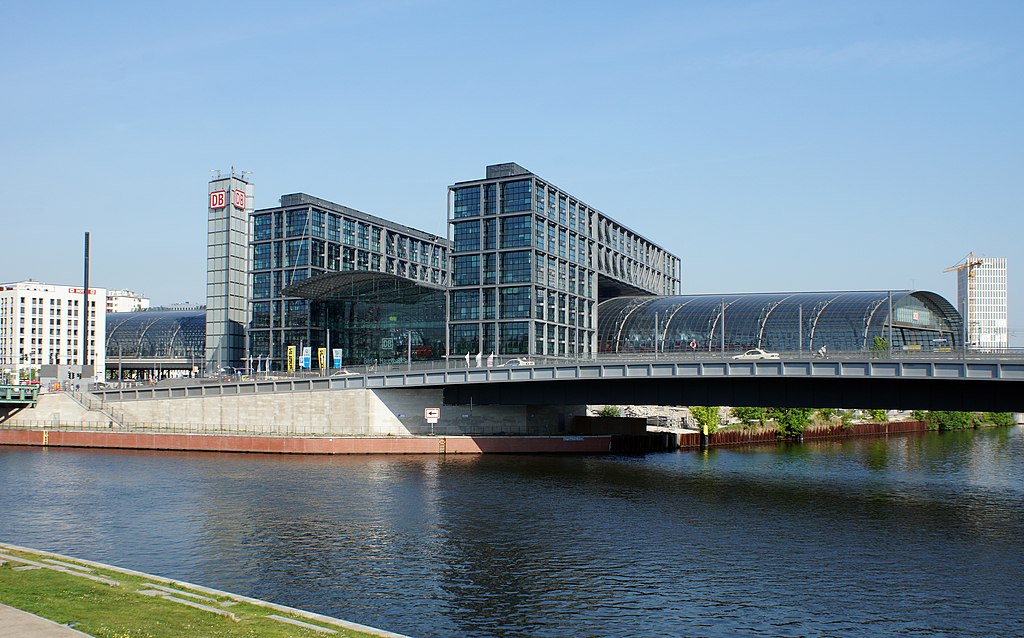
left=0, top=541, right=412, bottom=638
left=0, top=429, right=612, bottom=454
left=680, top=419, right=932, bottom=448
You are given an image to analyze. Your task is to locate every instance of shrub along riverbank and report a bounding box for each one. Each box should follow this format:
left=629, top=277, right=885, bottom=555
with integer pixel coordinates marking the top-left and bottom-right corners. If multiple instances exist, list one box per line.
left=675, top=408, right=1016, bottom=449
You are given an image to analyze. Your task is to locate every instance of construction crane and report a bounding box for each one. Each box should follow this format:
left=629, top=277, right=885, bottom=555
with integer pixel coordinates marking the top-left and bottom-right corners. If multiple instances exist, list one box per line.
left=944, top=251, right=985, bottom=353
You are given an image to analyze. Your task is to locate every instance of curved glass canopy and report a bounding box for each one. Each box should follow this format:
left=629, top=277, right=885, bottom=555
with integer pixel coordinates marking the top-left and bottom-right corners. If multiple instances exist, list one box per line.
left=597, top=291, right=962, bottom=354
left=105, top=310, right=206, bottom=358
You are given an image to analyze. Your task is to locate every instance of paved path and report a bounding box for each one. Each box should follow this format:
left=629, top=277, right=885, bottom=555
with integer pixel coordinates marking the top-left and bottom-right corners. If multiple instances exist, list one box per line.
left=0, top=603, right=91, bottom=637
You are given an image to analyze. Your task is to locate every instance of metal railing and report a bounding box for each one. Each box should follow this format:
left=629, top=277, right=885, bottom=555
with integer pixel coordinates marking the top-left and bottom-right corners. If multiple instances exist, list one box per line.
left=64, top=390, right=126, bottom=427
left=0, top=385, right=40, bottom=405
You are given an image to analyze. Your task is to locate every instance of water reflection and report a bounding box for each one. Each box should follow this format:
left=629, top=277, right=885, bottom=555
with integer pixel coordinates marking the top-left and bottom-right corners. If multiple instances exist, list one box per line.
left=1, top=429, right=1023, bottom=637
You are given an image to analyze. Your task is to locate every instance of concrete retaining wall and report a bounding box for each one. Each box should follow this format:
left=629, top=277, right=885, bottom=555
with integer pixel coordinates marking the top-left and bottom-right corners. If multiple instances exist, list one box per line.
left=5, top=390, right=586, bottom=438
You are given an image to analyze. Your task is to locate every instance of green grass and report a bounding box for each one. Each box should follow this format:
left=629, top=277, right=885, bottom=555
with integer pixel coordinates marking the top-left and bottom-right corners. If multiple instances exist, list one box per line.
left=0, top=547, right=379, bottom=637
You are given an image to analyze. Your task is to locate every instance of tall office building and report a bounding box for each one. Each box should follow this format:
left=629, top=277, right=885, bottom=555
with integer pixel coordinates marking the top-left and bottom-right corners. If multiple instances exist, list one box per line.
left=206, top=170, right=254, bottom=372
left=0, top=280, right=106, bottom=380
left=447, top=163, right=680, bottom=358
left=247, top=193, right=448, bottom=368
left=957, top=256, right=1008, bottom=351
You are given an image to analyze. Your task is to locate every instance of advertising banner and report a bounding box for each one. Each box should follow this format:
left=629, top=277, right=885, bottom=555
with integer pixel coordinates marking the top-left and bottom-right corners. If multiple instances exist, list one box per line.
left=318, top=348, right=327, bottom=371
left=287, top=346, right=296, bottom=373
left=301, top=347, right=311, bottom=369
left=332, top=348, right=343, bottom=368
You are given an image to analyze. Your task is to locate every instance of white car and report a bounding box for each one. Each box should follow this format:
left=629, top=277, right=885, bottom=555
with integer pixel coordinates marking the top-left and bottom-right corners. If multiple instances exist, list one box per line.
left=732, top=349, right=780, bottom=360
left=503, top=358, right=536, bottom=367
left=330, top=369, right=359, bottom=377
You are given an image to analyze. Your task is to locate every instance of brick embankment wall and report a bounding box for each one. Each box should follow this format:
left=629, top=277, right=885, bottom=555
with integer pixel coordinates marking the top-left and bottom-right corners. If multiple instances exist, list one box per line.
left=677, top=421, right=929, bottom=449
left=0, top=428, right=612, bottom=455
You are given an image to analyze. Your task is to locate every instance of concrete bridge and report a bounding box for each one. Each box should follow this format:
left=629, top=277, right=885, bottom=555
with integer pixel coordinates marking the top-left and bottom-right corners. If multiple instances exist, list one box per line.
left=93, top=355, right=1024, bottom=413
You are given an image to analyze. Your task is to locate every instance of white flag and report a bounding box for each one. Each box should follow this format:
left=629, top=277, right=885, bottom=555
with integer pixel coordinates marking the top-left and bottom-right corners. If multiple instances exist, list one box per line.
left=475, top=352, right=482, bottom=368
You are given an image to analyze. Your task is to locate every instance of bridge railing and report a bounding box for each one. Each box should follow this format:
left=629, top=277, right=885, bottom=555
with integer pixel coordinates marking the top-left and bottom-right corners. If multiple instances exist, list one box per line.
left=0, top=385, right=40, bottom=405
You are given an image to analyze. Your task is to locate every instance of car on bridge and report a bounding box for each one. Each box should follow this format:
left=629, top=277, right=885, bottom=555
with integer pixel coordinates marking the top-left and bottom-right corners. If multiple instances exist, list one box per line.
left=503, top=357, right=536, bottom=367
left=732, top=348, right=780, bottom=360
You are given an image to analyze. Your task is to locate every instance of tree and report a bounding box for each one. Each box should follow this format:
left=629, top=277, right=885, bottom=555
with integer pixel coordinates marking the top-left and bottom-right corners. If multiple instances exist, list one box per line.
left=689, top=406, right=721, bottom=435
left=773, top=408, right=814, bottom=438
left=730, top=406, right=767, bottom=427
left=983, top=412, right=1015, bottom=427
left=868, top=409, right=887, bottom=423
left=925, top=411, right=974, bottom=431
left=870, top=336, right=888, bottom=358
left=597, top=405, right=622, bottom=417
left=816, top=408, right=837, bottom=425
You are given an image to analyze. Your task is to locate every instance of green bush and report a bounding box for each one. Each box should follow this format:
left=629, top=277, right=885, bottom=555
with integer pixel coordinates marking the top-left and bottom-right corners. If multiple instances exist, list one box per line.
left=839, top=410, right=855, bottom=429
left=597, top=405, right=622, bottom=417
left=689, top=405, right=721, bottom=435
left=911, top=409, right=927, bottom=422
left=868, top=409, right=887, bottom=423
left=983, top=412, right=1015, bottom=427
left=926, top=411, right=974, bottom=431
left=816, top=408, right=837, bottom=423
left=731, top=406, right=767, bottom=427
left=774, top=408, right=814, bottom=438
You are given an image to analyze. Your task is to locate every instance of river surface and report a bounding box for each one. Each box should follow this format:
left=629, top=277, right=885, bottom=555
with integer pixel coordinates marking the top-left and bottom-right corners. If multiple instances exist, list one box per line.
left=1, top=428, right=1022, bottom=637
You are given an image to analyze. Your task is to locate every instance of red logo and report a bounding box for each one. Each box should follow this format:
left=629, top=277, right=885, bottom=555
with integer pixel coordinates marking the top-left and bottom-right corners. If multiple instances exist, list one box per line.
left=209, top=190, right=227, bottom=209
left=232, top=189, right=246, bottom=209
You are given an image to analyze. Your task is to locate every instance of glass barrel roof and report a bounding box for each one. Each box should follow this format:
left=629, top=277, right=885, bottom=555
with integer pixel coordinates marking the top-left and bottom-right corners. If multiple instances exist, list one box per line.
left=105, top=310, right=206, bottom=358
left=597, top=291, right=962, bottom=354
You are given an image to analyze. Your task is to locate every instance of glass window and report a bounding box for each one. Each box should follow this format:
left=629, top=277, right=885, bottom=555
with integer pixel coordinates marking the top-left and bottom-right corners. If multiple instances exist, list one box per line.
left=453, top=187, right=481, bottom=218
left=285, top=239, right=308, bottom=267
left=343, top=219, right=355, bottom=246
left=500, top=286, right=531, bottom=319
left=500, top=322, right=528, bottom=354
left=453, top=255, right=480, bottom=286
left=450, top=324, right=479, bottom=355
left=500, top=251, right=531, bottom=284
left=501, top=180, right=531, bottom=213
left=500, top=215, right=531, bottom=248
left=286, top=209, right=308, bottom=237
left=311, top=210, right=325, bottom=238
left=483, top=218, right=497, bottom=250
left=252, top=243, right=272, bottom=270
left=328, top=214, right=340, bottom=243
left=484, top=184, right=497, bottom=215
left=453, top=220, right=481, bottom=252
left=451, top=290, right=479, bottom=321
left=253, top=214, right=272, bottom=241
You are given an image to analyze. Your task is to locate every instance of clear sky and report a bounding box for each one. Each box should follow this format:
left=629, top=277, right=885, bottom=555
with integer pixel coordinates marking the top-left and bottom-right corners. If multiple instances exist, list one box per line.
left=2, top=1, right=1021, bottom=342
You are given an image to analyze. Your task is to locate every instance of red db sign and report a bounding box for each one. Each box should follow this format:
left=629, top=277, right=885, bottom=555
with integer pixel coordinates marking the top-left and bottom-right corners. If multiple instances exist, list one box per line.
left=209, top=190, right=226, bottom=209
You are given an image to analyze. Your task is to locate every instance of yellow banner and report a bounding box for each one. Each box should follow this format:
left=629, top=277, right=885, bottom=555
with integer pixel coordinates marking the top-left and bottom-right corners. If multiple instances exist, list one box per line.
left=318, top=347, right=327, bottom=371
left=287, top=346, right=296, bottom=372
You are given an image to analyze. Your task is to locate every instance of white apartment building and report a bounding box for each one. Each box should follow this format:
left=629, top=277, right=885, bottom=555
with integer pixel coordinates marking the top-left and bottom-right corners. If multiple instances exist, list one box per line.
left=106, top=289, right=150, bottom=313
left=0, top=280, right=106, bottom=379
left=957, top=257, right=1008, bottom=351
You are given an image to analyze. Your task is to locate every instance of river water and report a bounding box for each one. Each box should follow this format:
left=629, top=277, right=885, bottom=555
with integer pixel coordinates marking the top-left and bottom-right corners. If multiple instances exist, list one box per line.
left=1, top=428, right=1022, bottom=637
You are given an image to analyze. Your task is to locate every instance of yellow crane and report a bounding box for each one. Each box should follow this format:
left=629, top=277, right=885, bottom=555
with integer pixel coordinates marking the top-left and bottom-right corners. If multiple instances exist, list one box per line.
left=943, top=251, right=984, bottom=277
left=944, top=251, right=985, bottom=352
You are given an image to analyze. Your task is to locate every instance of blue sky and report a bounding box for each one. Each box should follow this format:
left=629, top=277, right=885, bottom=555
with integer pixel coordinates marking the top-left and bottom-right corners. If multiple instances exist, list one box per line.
left=1, top=1, right=1021, bottom=342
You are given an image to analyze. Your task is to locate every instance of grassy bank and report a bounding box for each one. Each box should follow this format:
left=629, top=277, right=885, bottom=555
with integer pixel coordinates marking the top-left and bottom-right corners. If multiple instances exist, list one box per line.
left=0, top=544, right=391, bottom=637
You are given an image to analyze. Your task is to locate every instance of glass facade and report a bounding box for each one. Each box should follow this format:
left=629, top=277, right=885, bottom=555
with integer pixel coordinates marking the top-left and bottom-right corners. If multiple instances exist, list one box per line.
left=248, top=193, right=448, bottom=369
left=447, top=163, right=680, bottom=359
left=596, top=291, right=963, bottom=354
left=106, top=310, right=206, bottom=360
